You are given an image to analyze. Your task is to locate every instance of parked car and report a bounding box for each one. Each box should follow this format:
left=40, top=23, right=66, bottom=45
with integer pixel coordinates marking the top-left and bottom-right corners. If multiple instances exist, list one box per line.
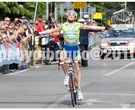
left=99, top=24, right=135, bottom=59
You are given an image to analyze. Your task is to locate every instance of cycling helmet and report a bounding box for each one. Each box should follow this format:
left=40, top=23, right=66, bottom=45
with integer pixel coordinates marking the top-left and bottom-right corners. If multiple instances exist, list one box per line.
left=66, top=10, right=77, bottom=19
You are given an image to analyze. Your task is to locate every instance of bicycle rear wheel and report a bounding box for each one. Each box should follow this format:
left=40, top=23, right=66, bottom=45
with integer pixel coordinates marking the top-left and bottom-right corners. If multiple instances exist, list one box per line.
left=69, top=73, right=75, bottom=107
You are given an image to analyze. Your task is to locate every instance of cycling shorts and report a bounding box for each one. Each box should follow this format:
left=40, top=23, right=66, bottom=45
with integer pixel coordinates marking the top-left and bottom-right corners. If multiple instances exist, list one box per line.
left=62, top=45, right=81, bottom=61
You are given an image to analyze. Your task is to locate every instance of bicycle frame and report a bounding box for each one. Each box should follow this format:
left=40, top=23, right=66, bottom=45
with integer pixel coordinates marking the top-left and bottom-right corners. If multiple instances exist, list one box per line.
left=110, top=9, right=134, bottom=24
left=67, top=63, right=78, bottom=91
left=58, top=59, right=78, bottom=107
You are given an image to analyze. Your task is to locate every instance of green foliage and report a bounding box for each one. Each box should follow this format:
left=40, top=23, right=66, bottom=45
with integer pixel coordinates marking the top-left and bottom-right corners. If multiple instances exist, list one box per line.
left=0, top=2, right=46, bottom=21
left=0, top=2, right=135, bottom=25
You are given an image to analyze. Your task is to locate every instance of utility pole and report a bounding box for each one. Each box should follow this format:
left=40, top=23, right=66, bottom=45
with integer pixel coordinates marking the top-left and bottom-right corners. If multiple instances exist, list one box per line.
left=80, top=8, right=83, bottom=19
left=125, top=1, right=127, bottom=10
left=46, top=2, right=49, bottom=20
left=67, top=2, right=69, bottom=11
left=55, top=2, right=58, bottom=20
left=34, top=2, right=38, bottom=21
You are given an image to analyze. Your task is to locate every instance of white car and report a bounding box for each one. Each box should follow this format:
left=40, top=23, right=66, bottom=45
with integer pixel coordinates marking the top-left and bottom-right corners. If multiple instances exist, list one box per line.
left=100, top=24, right=135, bottom=59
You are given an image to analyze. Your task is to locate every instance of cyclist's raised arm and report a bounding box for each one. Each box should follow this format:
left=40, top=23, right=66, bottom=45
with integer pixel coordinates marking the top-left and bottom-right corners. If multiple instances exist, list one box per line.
left=39, top=28, right=60, bottom=35
left=83, top=25, right=106, bottom=30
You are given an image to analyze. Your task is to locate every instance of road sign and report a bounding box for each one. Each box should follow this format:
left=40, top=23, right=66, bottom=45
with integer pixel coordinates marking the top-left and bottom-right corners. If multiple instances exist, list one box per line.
left=60, top=2, right=74, bottom=14
left=73, top=2, right=87, bottom=9
left=93, top=13, right=102, bottom=20
left=89, top=7, right=96, bottom=15
left=108, top=19, right=111, bottom=25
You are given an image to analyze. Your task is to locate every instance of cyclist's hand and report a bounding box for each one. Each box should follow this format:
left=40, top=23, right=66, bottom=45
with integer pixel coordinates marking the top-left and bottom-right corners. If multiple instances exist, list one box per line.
left=105, top=25, right=110, bottom=30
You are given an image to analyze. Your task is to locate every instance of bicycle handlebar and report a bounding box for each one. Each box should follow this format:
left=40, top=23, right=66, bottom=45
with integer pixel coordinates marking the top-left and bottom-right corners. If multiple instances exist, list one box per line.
left=59, top=60, right=78, bottom=65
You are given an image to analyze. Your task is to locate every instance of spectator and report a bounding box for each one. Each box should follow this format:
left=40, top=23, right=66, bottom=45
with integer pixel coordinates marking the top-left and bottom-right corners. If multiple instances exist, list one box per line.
left=4, top=24, right=9, bottom=33
left=15, top=19, right=22, bottom=27
left=36, top=15, right=45, bottom=32
left=4, top=17, right=10, bottom=25
left=10, top=22, right=15, bottom=28
left=22, top=20, right=34, bottom=68
left=92, top=20, right=97, bottom=26
left=36, top=16, right=44, bottom=64
left=79, top=19, right=89, bottom=67
left=33, top=21, right=38, bottom=31
left=0, top=21, right=4, bottom=26
left=54, top=20, right=59, bottom=28
left=14, top=22, right=20, bottom=31
left=48, top=12, right=53, bottom=24
left=44, top=20, right=49, bottom=29
left=49, top=23, right=61, bottom=50
left=0, top=27, right=5, bottom=42
left=88, top=19, right=94, bottom=50
left=14, top=18, right=19, bottom=23
left=22, top=16, right=26, bottom=21
left=79, top=19, right=102, bottom=67
left=8, top=25, right=14, bottom=36
left=42, top=20, right=45, bottom=26
left=29, top=20, right=34, bottom=29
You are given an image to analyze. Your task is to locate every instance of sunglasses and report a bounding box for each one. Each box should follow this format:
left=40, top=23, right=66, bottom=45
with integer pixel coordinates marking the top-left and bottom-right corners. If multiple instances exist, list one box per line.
left=68, top=13, right=75, bottom=17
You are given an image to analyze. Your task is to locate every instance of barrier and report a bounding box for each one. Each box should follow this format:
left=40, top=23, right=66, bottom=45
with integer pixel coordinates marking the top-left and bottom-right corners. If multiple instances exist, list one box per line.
left=88, top=32, right=104, bottom=48
left=0, top=42, right=22, bottom=67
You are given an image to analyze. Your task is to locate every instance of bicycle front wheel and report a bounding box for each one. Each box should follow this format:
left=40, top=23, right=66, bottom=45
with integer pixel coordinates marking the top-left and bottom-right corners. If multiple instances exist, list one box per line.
left=69, top=73, right=75, bottom=107
left=74, top=78, right=78, bottom=104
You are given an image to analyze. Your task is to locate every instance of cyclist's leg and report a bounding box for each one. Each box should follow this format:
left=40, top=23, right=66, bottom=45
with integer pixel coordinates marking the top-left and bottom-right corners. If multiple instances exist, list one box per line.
left=60, top=50, right=67, bottom=75
left=73, top=50, right=83, bottom=100
left=60, top=49, right=69, bottom=86
left=73, top=50, right=82, bottom=89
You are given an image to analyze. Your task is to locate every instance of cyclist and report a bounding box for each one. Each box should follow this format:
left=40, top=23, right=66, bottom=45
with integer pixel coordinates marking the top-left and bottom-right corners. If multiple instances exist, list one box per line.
left=39, top=10, right=109, bottom=101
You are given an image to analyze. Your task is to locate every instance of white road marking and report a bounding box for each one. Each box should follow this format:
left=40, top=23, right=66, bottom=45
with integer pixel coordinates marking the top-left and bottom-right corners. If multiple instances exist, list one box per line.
left=48, top=94, right=70, bottom=108
left=122, top=104, right=130, bottom=108
left=81, top=99, right=130, bottom=108
left=48, top=93, right=134, bottom=108
left=105, top=62, right=135, bottom=76
left=83, top=93, right=135, bottom=96
left=81, top=99, right=97, bottom=105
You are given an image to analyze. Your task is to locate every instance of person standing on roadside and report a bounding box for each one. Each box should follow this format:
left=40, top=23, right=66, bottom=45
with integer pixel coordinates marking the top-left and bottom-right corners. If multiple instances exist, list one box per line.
left=36, top=15, right=45, bottom=32
left=4, top=17, right=10, bottom=26
left=48, top=12, right=53, bottom=24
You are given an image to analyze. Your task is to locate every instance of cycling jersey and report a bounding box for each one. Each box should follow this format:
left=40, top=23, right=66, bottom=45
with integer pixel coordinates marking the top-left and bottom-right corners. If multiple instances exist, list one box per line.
left=59, top=22, right=83, bottom=46
left=59, top=22, right=83, bottom=60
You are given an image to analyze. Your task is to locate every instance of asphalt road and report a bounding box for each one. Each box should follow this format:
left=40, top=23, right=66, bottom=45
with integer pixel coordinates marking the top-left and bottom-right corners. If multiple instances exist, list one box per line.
left=0, top=56, right=135, bottom=108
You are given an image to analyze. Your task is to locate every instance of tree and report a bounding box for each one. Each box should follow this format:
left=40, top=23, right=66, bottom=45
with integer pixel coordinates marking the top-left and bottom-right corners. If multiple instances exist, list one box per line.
left=0, top=2, right=46, bottom=21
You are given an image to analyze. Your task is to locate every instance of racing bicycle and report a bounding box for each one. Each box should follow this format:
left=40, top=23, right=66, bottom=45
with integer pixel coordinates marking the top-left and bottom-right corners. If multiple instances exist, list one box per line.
left=58, top=57, right=81, bottom=107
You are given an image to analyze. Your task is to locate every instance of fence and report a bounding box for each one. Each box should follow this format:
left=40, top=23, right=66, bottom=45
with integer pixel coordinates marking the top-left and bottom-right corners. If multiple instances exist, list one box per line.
left=0, top=42, right=27, bottom=74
